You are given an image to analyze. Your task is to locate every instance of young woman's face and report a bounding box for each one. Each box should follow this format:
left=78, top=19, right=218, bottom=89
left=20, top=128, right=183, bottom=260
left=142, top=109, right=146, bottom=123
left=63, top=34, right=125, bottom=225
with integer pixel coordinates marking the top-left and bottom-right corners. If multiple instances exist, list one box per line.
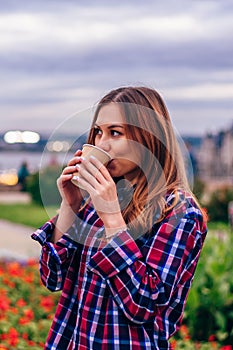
left=93, top=103, right=140, bottom=182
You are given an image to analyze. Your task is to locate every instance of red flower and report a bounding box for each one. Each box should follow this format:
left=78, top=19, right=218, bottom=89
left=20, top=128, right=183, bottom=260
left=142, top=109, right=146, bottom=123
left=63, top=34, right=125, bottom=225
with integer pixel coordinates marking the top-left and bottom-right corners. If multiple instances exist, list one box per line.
left=7, top=262, right=22, bottom=277
left=18, top=308, right=34, bottom=325
left=8, top=327, right=19, bottom=347
left=23, top=308, right=34, bottom=320
left=40, top=295, right=55, bottom=313
left=220, top=346, right=232, bottom=350
left=208, top=334, right=218, bottom=349
left=179, top=324, right=191, bottom=340
left=22, top=332, right=29, bottom=340
left=19, top=317, right=30, bottom=325
left=208, top=334, right=216, bottom=342
left=2, top=277, right=15, bottom=288
left=0, top=294, right=10, bottom=312
left=27, top=340, right=36, bottom=346
left=10, top=307, right=18, bottom=314
left=24, top=273, right=34, bottom=283
left=16, top=298, right=27, bottom=307
left=27, top=258, right=38, bottom=266
left=1, top=333, right=8, bottom=341
left=170, top=339, right=176, bottom=349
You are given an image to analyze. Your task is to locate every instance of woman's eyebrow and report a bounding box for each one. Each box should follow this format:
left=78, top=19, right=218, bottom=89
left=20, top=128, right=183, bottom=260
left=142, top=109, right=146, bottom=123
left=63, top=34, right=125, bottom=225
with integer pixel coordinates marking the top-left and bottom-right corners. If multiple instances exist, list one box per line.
left=94, top=123, right=125, bottom=129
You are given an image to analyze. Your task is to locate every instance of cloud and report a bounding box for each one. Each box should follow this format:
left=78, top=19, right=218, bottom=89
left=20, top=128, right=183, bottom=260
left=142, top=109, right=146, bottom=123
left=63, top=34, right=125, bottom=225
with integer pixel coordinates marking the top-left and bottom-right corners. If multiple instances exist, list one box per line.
left=0, top=0, right=232, bottom=135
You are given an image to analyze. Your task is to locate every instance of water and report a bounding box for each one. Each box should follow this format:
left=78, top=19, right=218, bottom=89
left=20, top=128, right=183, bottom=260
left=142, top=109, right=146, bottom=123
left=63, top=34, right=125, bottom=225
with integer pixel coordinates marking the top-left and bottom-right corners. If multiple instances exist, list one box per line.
left=0, top=150, right=73, bottom=173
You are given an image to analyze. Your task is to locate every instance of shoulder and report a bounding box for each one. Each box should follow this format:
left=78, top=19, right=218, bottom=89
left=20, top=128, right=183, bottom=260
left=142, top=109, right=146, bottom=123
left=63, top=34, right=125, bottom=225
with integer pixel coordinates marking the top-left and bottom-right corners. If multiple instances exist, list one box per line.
left=166, top=189, right=201, bottom=214
left=164, top=189, right=206, bottom=231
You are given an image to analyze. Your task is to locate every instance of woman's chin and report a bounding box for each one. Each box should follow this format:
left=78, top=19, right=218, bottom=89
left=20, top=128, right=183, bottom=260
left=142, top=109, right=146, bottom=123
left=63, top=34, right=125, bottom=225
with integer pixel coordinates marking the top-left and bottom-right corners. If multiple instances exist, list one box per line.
left=108, top=168, right=118, bottom=177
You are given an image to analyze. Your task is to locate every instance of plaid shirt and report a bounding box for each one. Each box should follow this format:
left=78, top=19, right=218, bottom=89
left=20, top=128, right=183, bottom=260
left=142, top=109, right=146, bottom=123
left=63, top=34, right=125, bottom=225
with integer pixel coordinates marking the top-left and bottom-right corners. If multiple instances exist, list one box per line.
left=31, top=190, right=207, bottom=350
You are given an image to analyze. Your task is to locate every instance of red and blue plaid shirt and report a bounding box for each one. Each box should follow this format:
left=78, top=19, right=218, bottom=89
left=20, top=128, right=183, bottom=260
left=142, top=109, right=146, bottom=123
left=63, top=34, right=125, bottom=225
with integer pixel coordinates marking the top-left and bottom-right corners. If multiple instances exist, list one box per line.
left=32, top=190, right=207, bottom=350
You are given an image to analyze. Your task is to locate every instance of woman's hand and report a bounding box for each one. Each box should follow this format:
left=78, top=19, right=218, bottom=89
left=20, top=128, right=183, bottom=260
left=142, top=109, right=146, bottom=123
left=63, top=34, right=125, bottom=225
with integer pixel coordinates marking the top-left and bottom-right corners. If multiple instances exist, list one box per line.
left=57, top=150, right=84, bottom=212
left=76, top=155, right=126, bottom=232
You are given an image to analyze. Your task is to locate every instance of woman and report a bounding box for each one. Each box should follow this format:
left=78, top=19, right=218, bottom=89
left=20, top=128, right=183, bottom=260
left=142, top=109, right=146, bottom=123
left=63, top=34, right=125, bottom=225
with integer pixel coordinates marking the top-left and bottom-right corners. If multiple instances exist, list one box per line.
left=32, top=86, right=207, bottom=349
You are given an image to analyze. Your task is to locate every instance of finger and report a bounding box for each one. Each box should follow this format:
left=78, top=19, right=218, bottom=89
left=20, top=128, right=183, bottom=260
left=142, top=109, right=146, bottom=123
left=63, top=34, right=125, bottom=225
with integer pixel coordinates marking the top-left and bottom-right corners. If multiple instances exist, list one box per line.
left=75, top=176, right=95, bottom=195
left=89, top=156, right=112, bottom=181
left=74, top=149, right=82, bottom=156
left=79, top=157, right=111, bottom=187
left=57, top=174, right=73, bottom=185
left=67, top=156, right=83, bottom=167
left=76, top=178, right=120, bottom=214
left=62, top=165, right=78, bottom=175
left=78, top=166, right=99, bottom=188
left=81, top=157, right=104, bottom=182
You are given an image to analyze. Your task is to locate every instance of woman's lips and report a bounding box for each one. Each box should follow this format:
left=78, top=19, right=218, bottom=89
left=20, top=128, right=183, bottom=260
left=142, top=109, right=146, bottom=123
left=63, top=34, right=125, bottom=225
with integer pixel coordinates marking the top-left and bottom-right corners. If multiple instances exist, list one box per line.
left=106, top=159, right=114, bottom=169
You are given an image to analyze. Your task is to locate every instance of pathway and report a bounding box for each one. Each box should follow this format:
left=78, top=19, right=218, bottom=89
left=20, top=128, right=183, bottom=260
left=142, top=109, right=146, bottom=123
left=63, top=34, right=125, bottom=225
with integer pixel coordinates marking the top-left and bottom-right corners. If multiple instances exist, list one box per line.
left=0, top=191, right=40, bottom=260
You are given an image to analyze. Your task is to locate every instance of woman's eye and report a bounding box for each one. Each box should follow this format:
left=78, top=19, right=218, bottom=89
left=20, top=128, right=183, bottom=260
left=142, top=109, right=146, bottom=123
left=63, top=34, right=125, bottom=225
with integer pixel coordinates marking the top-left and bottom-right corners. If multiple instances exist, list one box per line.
left=111, top=130, right=122, bottom=136
left=94, top=128, right=122, bottom=137
left=94, top=128, right=102, bottom=135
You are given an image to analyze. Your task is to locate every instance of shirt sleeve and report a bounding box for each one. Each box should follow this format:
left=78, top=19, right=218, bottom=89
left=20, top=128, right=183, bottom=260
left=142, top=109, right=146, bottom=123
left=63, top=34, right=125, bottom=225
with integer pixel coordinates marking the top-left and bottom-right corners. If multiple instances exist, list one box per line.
left=87, top=209, right=206, bottom=325
left=31, top=217, right=79, bottom=292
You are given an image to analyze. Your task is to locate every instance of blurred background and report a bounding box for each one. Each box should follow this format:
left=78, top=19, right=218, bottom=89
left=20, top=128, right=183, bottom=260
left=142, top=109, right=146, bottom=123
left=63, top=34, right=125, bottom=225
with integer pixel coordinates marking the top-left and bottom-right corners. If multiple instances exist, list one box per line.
left=0, top=1, right=232, bottom=348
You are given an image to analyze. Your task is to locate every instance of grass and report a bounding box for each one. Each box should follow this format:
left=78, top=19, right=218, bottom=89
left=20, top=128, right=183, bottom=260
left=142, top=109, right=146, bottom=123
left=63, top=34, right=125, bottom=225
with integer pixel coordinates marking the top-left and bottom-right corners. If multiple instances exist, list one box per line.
left=0, top=201, right=230, bottom=232
left=207, top=221, right=230, bottom=232
left=0, top=203, right=58, bottom=228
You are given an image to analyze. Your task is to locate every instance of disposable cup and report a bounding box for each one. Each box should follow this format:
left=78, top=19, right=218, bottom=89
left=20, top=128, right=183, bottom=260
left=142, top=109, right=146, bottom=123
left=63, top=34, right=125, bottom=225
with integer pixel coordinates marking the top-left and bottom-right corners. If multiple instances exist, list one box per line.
left=71, top=144, right=112, bottom=188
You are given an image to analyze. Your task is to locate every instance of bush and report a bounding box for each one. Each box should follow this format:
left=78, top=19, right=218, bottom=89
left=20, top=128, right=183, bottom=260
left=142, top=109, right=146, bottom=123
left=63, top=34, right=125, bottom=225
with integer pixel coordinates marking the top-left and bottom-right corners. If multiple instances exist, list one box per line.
left=26, top=165, right=62, bottom=207
left=205, top=187, right=233, bottom=222
left=192, top=177, right=206, bottom=203
left=182, top=225, right=233, bottom=346
left=25, top=172, right=41, bottom=205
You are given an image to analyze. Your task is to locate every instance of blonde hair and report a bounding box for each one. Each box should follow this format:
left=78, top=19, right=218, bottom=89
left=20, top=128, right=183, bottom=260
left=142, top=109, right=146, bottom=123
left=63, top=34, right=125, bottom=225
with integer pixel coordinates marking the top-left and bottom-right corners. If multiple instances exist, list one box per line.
left=87, top=86, right=202, bottom=235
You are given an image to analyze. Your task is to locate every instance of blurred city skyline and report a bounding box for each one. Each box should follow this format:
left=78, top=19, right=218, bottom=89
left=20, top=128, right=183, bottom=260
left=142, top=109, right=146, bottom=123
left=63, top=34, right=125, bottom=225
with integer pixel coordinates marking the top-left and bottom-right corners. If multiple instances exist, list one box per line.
left=0, top=0, right=233, bottom=136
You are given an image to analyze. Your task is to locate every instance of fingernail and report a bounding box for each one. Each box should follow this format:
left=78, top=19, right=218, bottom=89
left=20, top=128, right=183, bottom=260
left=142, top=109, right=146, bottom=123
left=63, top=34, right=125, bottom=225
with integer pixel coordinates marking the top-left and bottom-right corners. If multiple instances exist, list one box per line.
left=76, top=164, right=80, bottom=169
left=73, top=175, right=79, bottom=181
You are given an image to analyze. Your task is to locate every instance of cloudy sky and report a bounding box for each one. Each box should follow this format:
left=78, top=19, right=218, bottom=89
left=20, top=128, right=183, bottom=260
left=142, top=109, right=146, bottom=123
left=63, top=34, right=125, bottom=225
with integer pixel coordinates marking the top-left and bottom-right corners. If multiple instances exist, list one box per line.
left=0, top=0, right=233, bottom=137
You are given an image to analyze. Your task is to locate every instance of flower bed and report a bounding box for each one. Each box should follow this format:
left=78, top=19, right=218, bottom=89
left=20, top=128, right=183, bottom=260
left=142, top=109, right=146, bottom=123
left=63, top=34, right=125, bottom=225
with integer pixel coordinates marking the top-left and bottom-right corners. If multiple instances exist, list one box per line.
left=0, top=259, right=60, bottom=350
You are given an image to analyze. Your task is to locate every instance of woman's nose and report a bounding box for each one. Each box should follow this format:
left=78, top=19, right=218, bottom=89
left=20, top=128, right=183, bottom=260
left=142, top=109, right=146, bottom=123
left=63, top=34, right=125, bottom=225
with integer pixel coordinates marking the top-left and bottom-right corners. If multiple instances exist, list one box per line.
left=95, top=137, right=111, bottom=153
left=97, top=141, right=110, bottom=153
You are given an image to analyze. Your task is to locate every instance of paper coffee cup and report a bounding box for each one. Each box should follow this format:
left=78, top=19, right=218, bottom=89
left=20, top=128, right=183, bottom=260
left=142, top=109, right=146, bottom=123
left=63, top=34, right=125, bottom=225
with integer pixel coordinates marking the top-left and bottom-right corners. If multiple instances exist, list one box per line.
left=71, top=144, right=112, bottom=188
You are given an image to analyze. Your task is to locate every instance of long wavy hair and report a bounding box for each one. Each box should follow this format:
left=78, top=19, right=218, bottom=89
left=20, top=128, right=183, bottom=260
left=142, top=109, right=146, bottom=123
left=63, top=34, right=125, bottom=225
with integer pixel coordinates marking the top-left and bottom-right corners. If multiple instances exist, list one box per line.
left=86, top=86, right=201, bottom=235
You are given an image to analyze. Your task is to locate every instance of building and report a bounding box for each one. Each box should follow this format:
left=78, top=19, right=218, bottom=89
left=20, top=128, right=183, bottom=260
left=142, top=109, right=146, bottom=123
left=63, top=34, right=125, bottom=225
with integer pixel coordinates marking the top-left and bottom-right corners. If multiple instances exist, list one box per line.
left=197, top=123, right=233, bottom=184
